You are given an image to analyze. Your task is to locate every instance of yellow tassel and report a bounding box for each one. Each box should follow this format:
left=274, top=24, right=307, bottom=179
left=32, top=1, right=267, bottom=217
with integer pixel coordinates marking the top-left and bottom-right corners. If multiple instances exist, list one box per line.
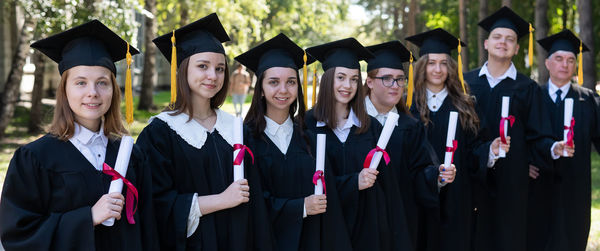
left=125, top=42, right=133, bottom=125
left=578, top=41, right=583, bottom=86
left=406, top=52, right=414, bottom=109
left=312, top=66, right=317, bottom=107
left=457, top=38, right=466, bottom=95
left=302, top=51, right=308, bottom=110
left=528, top=23, right=534, bottom=68
left=170, top=30, right=177, bottom=108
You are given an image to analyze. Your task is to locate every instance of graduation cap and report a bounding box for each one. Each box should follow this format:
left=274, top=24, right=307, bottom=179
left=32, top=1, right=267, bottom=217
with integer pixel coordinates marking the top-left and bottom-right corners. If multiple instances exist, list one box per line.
left=234, top=33, right=315, bottom=77
left=305, top=38, right=374, bottom=72
left=30, top=19, right=139, bottom=75
left=365, top=40, right=412, bottom=72
left=152, top=13, right=230, bottom=106
left=478, top=6, right=536, bottom=67
left=538, top=29, right=589, bottom=85
left=31, top=19, right=139, bottom=125
left=405, top=28, right=468, bottom=106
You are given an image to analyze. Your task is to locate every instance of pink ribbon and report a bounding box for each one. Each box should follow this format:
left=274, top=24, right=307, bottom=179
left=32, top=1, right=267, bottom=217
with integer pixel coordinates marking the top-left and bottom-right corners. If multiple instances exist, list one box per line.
left=363, top=146, right=391, bottom=169
left=312, top=170, right=326, bottom=195
left=102, top=163, right=138, bottom=224
left=564, top=117, right=575, bottom=147
left=499, top=115, right=515, bottom=144
left=445, top=140, right=458, bottom=164
left=233, top=144, right=254, bottom=165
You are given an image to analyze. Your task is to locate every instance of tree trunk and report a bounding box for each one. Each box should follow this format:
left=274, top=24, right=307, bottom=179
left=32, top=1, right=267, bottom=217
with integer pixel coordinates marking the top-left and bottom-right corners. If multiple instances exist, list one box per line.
left=406, top=0, right=418, bottom=52
left=459, top=0, right=469, bottom=69
left=138, top=0, right=157, bottom=110
left=502, top=0, right=512, bottom=7
left=180, top=0, right=189, bottom=26
left=535, top=0, right=549, bottom=84
left=478, top=0, right=488, bottom=65
left=562, top=0, right=568, bottom=29
left=578, top=0, right=596, bottom=90
left=0, top=14, right=35, bottom=139
left=392, top=3, right=401, bottom=40
left=28, top=49, right=45, bottom=133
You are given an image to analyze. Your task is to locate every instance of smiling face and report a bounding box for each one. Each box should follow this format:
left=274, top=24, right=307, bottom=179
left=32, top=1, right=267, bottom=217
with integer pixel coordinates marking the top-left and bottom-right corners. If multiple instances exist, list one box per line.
left=186, top=52, right=227, bottom=103
left=425, top=53, right=449, bottom=89
left=484, top=27, right=520, bottom=60
left=333, top=67, right=360, bottom=105
left=366, top=67, right=405, bottom=111
left=65, top=65, right=113, bottom=130
left=261, top=67, right=299, bottom=115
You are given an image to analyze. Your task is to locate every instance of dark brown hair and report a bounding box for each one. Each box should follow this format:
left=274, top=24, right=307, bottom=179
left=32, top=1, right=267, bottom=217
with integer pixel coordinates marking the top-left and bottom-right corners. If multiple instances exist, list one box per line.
left=165, top=55, right=230, bottom=119
left=48, top=69, right=127, bottom=141
left=413, top=54, right=479, bottom=134
left=313, top=67, right=370, bottom=134
left=364, top=68, right=409, bottom=115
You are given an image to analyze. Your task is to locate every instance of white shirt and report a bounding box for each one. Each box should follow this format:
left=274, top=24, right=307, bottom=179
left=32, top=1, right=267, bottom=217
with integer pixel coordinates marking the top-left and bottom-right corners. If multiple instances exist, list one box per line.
left=426, top=87, right=449, bottom=112
left=316, top=108, right=361, bottom=143
left=548, top=79, right=571, bottom=102
left=478, top=61, right=517, bottom=89
left=264, top=116, right=294, bottom=154
left=69, top=122, right=108, bottom=171
left=365, top=96, right=398, bottom=126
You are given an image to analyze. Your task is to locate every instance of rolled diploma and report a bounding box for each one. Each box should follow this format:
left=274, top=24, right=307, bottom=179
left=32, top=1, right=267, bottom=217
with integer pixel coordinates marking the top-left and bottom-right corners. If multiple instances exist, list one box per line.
left=233, top=117, right=244, bottom=181
left=368, top=112, right=400, bottom=169
left=499, top=96, right=510, bottom=158
left=315, top=134, right=326, bottom=195
left=102, top=135, right=134, bottom=226
left=443, top=111, right=459, bottom=168
left=563, top=98, right=574, bottom=156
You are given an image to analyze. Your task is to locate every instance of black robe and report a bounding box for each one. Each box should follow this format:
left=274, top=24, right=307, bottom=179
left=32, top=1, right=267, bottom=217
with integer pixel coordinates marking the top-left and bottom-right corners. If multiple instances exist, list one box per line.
left=305, top=109, right=392, bottom=251
left=527, top=83, right=600, bottom=251
left=136, top=118, right=273, bottom=251
left=246, top=124, right=352, bottom=251
left=411, top=97, right=478, bottom=251
left=377, top=112, right=439, bottom=251
left=464, top=69, right=555, bottom=251
left=0, top=134, right=158, bottom=251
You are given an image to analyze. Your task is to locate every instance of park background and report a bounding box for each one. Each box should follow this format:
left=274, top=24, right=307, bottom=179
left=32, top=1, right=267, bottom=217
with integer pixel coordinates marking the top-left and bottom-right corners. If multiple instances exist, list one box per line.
left=0, top=0, right=599, bottom=249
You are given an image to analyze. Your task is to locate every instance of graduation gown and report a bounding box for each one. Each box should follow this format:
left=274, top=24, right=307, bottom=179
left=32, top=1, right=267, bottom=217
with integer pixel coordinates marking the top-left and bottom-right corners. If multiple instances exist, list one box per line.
left=246, top=124, right=352, bottom=251
left=464, top=69, right=555, bottom=251
left=378, top=112, right=439, bottom=251
left=0, top=134, right=158, bottom=251
left=527, top=83, right=600, bottom=251
left=136, top=111, right=273, bottom=251
left=305, top=109, right=392, bottom=251
left=411, top=98, right=478, bottom=251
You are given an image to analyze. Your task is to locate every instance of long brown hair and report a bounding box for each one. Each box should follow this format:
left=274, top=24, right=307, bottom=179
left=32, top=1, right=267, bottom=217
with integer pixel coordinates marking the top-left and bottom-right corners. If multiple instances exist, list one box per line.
left=166, top=55, right=230, bottom=119
left=413, top=54, right=479, bottom=133
left=313, top=67, right=370, bottom=134
left=364, top=68, right=409, bottom=115
left=48, top=69, right=127, bottom=141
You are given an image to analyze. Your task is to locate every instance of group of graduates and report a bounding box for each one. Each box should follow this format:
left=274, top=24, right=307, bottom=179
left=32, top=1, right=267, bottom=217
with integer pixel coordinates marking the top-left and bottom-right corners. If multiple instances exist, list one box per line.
left=0, top=5, right=599, bottom=251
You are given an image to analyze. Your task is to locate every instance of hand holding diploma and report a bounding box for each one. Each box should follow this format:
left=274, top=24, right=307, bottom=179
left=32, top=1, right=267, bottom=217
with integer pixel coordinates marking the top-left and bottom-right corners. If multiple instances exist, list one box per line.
left=102, top=136, right=137, bottom=226
left=553, top=141, right=575, bottom=157
left=364, top=112, right=399, bottom=169
left=92, top=193, right=124, bottom=226
left=440, top=112, right=458, bottom=184
left=491, top=136, right=511, bottom=156
left=305, top=195, right=327, bottom=215
left=561, top=98, right=576, bottom=157
left=498, top=96, right=514, bottom=158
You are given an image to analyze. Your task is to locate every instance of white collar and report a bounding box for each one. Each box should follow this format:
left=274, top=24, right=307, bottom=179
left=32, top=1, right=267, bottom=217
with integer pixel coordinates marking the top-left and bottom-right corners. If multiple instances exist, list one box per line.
left=316, top=107, right=361, bottom=128
left=150, top=109, right=235, bottom=149
left=365, top=95, right=398, bottom=126
left=478, top=61, right=517, bottom=81
left=71, top=121, right=108, bottom=146
left=548, top=79, right=571, bottom=99
left=426, top=87, right=448, bottom=100
left=264, top=115, right=293, bottom=137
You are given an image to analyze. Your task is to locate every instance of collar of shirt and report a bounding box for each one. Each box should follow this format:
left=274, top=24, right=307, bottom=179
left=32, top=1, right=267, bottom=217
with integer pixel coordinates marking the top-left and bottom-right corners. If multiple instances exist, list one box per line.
left=548, top=79, right=570, bottom=101
left=316, top=107, right=361, bottom=129
left=365, top=95, right=398, bottom=126
left=478, top=61, right=517, bottom=88
left=70, top=121, right=108, bottom=147
left=426, top=87, right=448, bottom=112
left=264, top=115, right=294, bottom=154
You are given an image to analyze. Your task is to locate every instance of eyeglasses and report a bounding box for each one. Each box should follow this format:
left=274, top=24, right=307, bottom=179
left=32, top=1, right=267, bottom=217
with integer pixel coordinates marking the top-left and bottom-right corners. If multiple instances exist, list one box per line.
left=373, top=76, right=407, bottom=88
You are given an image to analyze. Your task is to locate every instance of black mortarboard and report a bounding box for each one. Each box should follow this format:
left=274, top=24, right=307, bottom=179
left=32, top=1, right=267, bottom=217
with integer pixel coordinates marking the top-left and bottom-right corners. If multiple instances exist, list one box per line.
left=305, top=38, right=373, bottom=71
left=365, top=40, right=412, bottom=72
left=537, top=29, right=589, bottom=57
left=153, top=13, right=230, bottom=67
left=478, top=6, right=531, bottom=39
left=405, top=28, right=466, bottom=56
left=30, top=19, right=139, bottom=75
left=234, top=33, right=315, bottom=77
